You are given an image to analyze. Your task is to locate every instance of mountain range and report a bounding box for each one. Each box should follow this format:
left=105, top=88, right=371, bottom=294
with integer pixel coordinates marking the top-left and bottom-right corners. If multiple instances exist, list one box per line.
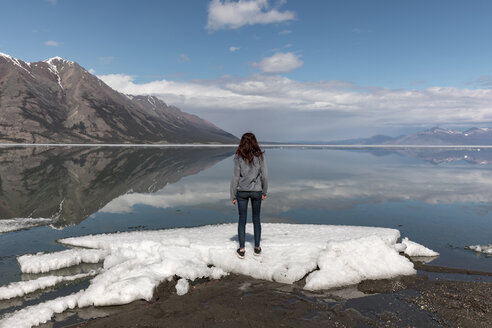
left=330, top=127, right=492, bottom=145
left=0, top=53, right=237, bottom=144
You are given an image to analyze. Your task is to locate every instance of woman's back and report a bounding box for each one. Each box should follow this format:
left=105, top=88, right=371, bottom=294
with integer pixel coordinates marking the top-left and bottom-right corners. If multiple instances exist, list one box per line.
left=230, top=155, right=267, bottom=198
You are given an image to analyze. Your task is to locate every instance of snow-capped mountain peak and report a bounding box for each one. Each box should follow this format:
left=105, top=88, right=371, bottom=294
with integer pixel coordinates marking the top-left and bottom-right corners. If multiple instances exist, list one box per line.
left=0, top=52, right=23, bottom=61
left=0, top=52, right=14, bottom=60
left=463, top=127, right=492, bottom=136
left=425, top=127, right=461, bottom=135
left=43, top=56, right=74, bottom=66
left=0, top=52, right=33, bottom=75
left=44, top=56, right=74, bottom=66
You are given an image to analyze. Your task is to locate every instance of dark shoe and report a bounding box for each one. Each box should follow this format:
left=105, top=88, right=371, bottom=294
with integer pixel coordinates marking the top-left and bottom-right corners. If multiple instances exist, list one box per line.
left=254, top=247, right=262, bottom=256
left=236, top=248, right=245, bottom=259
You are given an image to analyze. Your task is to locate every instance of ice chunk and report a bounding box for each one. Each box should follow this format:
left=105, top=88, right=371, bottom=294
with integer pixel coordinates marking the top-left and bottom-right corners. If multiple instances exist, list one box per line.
left=175, top=278, right=189, bottom=295
left=0, top=292, right=82, bottom=328
left=304, top=235, right=416, bottom=290
left=401, top=237, right=440, bottom=257
left=0, top=271, right=96, bottom=300
left=466, top=244, right=492, bottom=255
left=393, top=242, right=407, bottom=253
left=18, top=249, right=108, bottom=274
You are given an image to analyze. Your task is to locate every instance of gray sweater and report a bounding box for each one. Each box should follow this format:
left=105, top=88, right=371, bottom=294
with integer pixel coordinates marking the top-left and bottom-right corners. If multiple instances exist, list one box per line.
left=230, top=155, right=268, bottom=200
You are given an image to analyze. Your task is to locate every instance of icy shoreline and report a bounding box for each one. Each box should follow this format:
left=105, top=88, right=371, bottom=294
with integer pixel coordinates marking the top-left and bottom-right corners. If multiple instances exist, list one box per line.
left=0, top=223, right=438, bottom=328
left=0, top=218, right=54, bottom=233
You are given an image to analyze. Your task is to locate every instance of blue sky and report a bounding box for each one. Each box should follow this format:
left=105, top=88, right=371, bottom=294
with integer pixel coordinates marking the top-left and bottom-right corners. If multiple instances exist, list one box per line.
left=2, top=0, right=492, bottom=141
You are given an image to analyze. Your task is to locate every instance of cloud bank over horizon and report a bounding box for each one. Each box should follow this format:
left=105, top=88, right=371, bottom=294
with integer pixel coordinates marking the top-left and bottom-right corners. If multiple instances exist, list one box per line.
left=98, top=72, right=492, bottom=140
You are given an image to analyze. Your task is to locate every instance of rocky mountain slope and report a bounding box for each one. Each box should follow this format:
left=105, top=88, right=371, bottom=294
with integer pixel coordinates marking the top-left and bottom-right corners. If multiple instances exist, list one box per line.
left=0, top=53, right=237, bottom=144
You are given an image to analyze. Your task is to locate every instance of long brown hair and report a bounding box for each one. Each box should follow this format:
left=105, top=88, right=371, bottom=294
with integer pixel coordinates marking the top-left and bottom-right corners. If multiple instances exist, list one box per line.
left=236, top=132, right=264, bottom=164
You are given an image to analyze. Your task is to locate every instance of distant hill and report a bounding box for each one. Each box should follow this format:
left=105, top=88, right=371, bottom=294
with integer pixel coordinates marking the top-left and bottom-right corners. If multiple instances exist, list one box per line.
left=328, top=127, right=492, bottom=145
left=0, top=52, right=238, bottom=144
left=326, top=134, right=401, bottom=145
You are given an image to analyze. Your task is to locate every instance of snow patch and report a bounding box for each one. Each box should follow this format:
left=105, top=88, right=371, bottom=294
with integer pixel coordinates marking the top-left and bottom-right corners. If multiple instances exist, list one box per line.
left=43, top=57, right=74, bottom=90
left=44, top=60, right=64, bottom=90
left=147, top=96, right=156, bottom=107
left=0, top=223, right=438, bottom=328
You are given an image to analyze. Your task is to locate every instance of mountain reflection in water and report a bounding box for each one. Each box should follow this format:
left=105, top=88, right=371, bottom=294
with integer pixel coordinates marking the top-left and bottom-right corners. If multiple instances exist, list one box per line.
left=363, top=147, right=492, bottom=165
left=0, top=146, right=234, bottom=228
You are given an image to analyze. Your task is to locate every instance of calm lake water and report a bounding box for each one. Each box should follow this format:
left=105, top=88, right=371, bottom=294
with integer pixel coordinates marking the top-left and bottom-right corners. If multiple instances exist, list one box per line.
left=0, top=145, right=491, bottom=318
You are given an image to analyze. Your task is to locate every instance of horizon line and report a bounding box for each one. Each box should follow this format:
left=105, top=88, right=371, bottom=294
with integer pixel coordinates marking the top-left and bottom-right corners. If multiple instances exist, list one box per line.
left=0, top=143, right=491, bottom=149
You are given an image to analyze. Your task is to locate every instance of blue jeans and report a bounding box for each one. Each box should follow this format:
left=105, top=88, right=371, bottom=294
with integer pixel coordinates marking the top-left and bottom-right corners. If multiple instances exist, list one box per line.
left=236, top=191, right=262, bottom=249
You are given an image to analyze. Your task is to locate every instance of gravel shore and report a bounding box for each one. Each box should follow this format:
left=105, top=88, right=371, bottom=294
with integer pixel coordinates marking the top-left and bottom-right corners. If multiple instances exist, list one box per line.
left=64, top=261, right=492, bottom=328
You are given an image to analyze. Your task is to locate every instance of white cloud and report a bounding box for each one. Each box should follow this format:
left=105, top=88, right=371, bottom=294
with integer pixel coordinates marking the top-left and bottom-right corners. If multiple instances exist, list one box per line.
left=178, top=54, right=190, bottom=62
left=279, top=29, right=292, bottom=35
left=88, top=68, right=96, bottom=74
left=44, top=40, right=61, bottom=47
left=97, top=74, right=136, bottom=91
left=207, top=0, right=295, bottom=31
left=229, top=46, right=240, bottom=52
left=253, top=52, right=303, bottom=73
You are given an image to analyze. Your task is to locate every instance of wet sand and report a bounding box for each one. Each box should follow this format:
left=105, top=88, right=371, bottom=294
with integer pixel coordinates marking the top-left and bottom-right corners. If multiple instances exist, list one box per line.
left=64, top=261, right=492, bottom=328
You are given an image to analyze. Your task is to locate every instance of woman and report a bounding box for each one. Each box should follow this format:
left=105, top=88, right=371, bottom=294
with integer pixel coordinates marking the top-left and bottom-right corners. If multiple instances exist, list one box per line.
left=230, top=132, right=268, bottom=259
